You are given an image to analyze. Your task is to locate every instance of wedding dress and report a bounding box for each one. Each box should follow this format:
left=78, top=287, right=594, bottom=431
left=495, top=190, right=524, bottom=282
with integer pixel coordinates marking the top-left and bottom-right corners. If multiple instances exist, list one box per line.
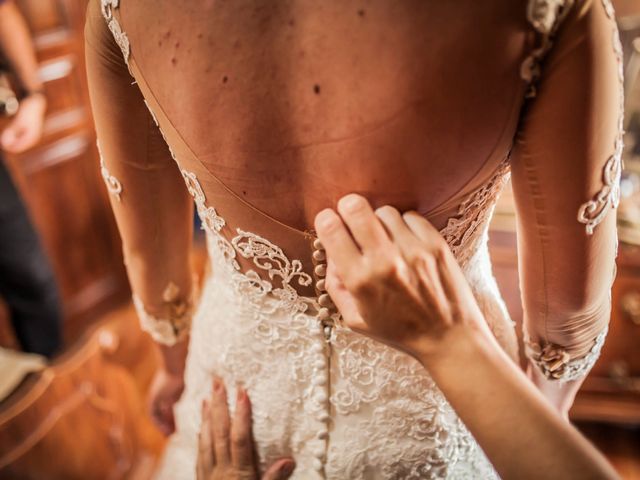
left=85, top=0, right=622, bottom=478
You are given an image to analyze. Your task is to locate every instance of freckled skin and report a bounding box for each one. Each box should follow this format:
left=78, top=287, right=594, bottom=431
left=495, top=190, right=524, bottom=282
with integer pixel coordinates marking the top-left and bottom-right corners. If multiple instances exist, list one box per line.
left=123, top=0, right=528, bottom=231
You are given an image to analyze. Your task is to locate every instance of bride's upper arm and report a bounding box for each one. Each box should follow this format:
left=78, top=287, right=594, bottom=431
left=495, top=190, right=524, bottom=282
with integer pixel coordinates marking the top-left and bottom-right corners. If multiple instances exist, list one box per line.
left=511, top=0, right=621, bottom=382
left=84, top=0, right=195, bottom=346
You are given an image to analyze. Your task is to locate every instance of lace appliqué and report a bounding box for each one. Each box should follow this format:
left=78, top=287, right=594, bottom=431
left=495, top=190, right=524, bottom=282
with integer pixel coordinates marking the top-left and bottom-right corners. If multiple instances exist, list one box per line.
left=180, top=170, right=315, bottom=318
left=132, top=282, right=194, bottom=346
left=527, top=0, right=569, bottom=34
left=440, top=159, right=511, bottom=268
left=525, top=327, right=608, bottom=382
left=578, top=138, right=623, bottom=234
left=96, top=140, right=122, bottom=201
left=577, top=0, right=624, bottom=235
left=100, top=0, right=131, bottom=68
left=521, top=0, right=574, bottom=97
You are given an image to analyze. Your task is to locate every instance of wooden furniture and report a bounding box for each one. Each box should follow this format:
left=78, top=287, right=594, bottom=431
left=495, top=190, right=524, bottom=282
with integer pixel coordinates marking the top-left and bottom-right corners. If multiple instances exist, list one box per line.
left=0, top=315, right=164, bottom=480
left=0, top=0, right=130, bottom=347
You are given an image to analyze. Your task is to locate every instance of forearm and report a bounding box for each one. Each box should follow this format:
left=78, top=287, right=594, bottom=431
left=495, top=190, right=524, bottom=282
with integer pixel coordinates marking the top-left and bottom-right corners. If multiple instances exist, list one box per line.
left=158, top=337, right=189, bottom=375
left=0, top=2, right=42, bottom=93
left=528, top=363, right=583, bottom=416
left=419, top=325, right=618, bottom=480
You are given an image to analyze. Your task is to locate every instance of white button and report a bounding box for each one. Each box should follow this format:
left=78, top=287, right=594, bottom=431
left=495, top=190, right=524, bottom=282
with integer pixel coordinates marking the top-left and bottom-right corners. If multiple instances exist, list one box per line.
left=311, top=343, right=324, bottom=354
left=317, top=429, right=328, bottom=440
left=318, top=412, right=330, bottom=422
left=314, top=360, right=326, bottom=370
left=312, top=374, right=328, bottom=386
left=313, top=444, right=326, bottom=458
left=313, top=249, right=326, bottom=261
left=313, top=239, right=324, bottom=250
left=312, top=457, right=323, bottom=471
left=318, top=307, right=330, bottom=319
left=316, top=279, right=326, bottom=291
left=318, top=294, right=334, bottom=308
left=314, top=264, right=327, bottom=277
left=315, top=391, right=328, bottom=403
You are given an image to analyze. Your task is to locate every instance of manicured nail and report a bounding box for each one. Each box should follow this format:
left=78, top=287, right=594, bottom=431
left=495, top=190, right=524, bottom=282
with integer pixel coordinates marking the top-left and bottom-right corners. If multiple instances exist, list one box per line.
left=315, top=209, right=338, bottom=230
left=213, top=376, right=223, bottom=393
left=236, top=386, right=245, bottom=403
left=279, top=461, right=295, bottom=477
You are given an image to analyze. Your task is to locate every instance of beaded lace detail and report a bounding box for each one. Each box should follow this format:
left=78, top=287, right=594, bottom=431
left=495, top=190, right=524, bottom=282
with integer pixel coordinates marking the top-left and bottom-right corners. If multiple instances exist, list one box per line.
left=525, top=327, right=608, bottom=382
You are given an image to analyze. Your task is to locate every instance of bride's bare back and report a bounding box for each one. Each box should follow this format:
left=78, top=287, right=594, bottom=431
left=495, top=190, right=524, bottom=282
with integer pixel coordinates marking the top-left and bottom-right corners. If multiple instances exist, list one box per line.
left=105, top=0, right=529, bottom=229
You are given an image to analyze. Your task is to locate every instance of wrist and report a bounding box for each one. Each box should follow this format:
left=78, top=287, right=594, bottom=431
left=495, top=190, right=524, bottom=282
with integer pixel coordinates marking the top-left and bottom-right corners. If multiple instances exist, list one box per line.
left=157, top=337, right=189, bottom=376
left=415, top=321, right=497, bottom=371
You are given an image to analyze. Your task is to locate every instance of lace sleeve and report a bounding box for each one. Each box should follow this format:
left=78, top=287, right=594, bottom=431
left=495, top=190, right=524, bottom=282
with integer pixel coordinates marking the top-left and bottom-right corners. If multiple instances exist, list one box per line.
left=85, top=0, right=195, bottom=345
left=512, top=0, right=621, bottom=382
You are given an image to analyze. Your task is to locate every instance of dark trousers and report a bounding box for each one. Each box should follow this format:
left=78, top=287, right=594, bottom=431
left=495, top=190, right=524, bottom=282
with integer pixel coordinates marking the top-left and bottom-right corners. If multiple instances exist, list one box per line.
left=0, top=158, right=62, bottom=358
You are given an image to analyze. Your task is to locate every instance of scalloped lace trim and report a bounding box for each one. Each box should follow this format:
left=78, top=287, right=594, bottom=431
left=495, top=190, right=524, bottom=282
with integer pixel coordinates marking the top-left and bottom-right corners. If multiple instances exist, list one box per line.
left=440, top=158, right=511, bottom=269
left=132, top=289, right=193, bottom=346
left=524, top=327, right=608, bottom=382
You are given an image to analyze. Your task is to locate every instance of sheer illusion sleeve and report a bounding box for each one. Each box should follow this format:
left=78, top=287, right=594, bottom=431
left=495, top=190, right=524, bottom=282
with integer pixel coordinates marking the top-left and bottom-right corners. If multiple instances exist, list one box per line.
left=512, top=0, right=622, bottom=382
left=84, top=0, right=195, bottom=346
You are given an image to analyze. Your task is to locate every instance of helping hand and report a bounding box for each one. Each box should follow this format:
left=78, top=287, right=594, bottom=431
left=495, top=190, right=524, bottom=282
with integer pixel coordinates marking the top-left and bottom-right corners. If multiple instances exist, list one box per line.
left=197, top=378, right=295, bottom=480
left=314, top=194, right=492, bottom=361
left=1, top=93, right=46, bottom=153
left=148, top=368, right=184, bottom=436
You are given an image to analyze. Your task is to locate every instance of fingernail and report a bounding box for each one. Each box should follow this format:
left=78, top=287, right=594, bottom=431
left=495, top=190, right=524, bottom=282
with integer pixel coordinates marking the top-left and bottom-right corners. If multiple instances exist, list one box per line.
left=280, top=461, right=295, bottom=476
left=315, top=209, right=337, bottom=229
left=212, top=376, right=223, bottom=393
left=339, top=193, right=363, bottom=211
left=236, top=386, right=246, bottom=403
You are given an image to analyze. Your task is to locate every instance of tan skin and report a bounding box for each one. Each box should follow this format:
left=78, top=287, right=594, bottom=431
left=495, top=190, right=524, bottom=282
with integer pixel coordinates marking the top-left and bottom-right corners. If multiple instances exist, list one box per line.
left=197, top=194, right=618, bottom=480
left=197, top=379, right=295, bottom=480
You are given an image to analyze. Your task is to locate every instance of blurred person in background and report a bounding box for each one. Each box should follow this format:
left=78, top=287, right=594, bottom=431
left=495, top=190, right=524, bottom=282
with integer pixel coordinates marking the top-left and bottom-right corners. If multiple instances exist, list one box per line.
left=0, top=0, right=62, bottom=358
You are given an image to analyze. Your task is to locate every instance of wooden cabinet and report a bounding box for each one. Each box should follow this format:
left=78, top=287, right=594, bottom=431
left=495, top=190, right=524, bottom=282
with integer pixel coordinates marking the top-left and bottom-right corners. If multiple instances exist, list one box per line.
left=0, top=0, right=130, bottom=346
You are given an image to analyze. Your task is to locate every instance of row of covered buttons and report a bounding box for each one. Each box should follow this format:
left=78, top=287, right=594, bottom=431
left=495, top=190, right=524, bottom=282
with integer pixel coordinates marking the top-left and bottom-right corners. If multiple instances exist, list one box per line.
left=312, top=238, right=339, bottom=341
left=309, top=238, right=335, bottom=474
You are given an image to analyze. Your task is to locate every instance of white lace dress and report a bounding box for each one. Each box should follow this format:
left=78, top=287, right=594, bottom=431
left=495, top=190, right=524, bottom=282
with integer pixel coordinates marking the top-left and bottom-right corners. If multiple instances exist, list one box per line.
left=155, top=163, right=513, bottom=480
